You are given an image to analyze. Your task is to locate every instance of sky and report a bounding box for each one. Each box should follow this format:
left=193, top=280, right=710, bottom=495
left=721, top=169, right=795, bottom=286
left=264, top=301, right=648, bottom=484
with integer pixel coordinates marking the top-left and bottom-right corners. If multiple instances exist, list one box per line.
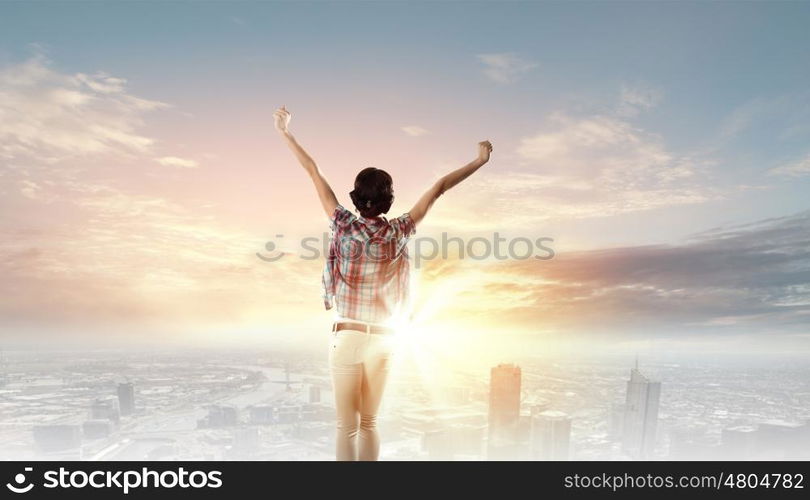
left=1, top=1, right=809, bottom=356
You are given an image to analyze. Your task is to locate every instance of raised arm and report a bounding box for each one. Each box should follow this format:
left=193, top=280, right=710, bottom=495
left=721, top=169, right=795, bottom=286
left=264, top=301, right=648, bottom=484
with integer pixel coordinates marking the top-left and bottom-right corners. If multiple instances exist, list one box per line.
left=408, top=140, right=493, bottom=226
left=274, top=106, right=338, bottom=217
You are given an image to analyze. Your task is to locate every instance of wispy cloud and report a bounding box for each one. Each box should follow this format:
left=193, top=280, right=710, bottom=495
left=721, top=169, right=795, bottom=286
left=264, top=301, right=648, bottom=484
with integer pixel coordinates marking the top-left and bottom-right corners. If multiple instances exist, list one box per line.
left=716, top=93, right=810, bottom=144
left=0, top=180, right=324, bottom=331
left=74, top=72, right=128, bottom=94
left=617, top=83, right=663, bottom=117
left=0, top=55, right=167, bottom=162
left=768, top=154, right=810, bottom=177
left=429, top=109, right=713, bottom=229
left=18, top=180, right=42, bottom=200
left=514, top=113, right=686, bottom=183
left=401, top=125, right=429, bottom=137
left=476, top=52, right=537, bottom=84
left=155, top=156, right=199, bottom=168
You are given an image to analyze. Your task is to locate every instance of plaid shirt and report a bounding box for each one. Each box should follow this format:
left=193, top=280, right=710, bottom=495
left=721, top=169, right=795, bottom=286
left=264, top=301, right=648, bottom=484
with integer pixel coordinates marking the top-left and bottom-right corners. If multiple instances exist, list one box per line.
left=322, top=204, right=416, bottom=323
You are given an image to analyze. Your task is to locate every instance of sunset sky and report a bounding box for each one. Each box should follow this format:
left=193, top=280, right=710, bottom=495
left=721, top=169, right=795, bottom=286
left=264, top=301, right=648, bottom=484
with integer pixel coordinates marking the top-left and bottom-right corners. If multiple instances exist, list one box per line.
left=1, top=1, right=809, bottom=356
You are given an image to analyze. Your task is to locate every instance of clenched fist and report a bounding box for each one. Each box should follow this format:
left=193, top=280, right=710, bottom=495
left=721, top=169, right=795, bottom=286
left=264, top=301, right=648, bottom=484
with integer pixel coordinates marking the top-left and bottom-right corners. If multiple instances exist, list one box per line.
left=478, top=140, right=493, bottom=163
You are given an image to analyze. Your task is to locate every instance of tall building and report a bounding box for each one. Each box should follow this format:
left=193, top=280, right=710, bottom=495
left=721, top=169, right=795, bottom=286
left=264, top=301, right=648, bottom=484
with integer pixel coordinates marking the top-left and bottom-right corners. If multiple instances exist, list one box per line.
left=487, top=363, right=521, bottom=460
left=530, top=410, right=571, bottom=460
left=249, top=404, right=275, bottom=425
left=117, top=382, right=135, bottom=416
left=608, top=402, right=625, bottom=439
left=621, top=361, right=661, bottom=459
left=90, top=397, right=120, bottom=424
left=204, top=405, right=239, bottom=427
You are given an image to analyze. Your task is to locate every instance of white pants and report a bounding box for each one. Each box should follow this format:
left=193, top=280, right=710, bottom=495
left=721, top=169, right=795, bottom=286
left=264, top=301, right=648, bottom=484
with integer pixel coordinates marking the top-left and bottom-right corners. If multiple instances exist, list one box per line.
left=328, top=328, right=396, bottom=461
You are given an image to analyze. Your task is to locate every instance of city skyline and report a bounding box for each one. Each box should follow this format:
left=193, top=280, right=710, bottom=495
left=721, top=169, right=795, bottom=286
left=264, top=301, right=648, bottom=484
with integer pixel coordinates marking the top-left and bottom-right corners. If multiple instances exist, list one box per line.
left=2, top=349, right=807, bottom=461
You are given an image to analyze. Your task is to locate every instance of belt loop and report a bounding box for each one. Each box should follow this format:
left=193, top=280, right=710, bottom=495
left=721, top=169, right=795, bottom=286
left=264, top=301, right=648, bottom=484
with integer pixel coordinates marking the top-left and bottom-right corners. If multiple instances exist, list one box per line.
left=366, top=323, right=371, bottom=335
left=332, top=321, right=337, bottom=333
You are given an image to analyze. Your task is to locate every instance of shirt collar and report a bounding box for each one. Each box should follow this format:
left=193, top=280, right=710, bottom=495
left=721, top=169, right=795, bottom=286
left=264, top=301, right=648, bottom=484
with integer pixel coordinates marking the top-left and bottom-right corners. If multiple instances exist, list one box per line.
left=358, top=215, right=387, bottom=225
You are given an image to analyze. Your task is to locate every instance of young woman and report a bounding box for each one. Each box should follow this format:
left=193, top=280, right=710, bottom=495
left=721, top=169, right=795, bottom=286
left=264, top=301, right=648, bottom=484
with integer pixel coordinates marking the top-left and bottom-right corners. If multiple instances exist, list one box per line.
left=273, top=106, right=492, bottom=460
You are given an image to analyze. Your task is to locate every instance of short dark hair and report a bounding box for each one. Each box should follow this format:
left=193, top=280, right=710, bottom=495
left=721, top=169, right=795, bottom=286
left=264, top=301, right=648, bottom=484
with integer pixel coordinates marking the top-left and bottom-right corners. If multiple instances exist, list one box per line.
left=349, top=167, right=394, bottom=218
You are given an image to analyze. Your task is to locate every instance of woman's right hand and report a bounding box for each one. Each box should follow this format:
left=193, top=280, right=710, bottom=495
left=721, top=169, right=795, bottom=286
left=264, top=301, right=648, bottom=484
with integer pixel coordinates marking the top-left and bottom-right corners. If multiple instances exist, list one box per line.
left=477, top=140, right=493, bottom=163
left=274, top=105, right=291, bottom=133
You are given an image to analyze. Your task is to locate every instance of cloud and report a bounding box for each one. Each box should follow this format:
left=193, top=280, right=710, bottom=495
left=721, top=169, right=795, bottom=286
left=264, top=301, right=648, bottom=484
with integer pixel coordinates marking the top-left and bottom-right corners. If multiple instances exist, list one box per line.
left=514, top=113, right=688, bottom=185
left=428, top=112, right=713, bottom=229
left=74, top=72, right=128, bottom=94
left=18, top=180, right=41, bottom=200
left=155, top=156, right=199, bottom=168
left=476, top=52, right=537, bottom=84
left=0, top=56, right=285, bottom=333
left=617, top=84, right=663, bottom=116
left=0, top=180, right=325, bottom=331
left=718, top=97, right=778, bottom=141
left=417, top=210, right=810, bottom=342
left=0, top=55, right=167, bottom=162
left=401, top=125, right=429, bottom=137
left=715, top=93, right=810, bottom=145
left=768, top=154, right=810, bottom=177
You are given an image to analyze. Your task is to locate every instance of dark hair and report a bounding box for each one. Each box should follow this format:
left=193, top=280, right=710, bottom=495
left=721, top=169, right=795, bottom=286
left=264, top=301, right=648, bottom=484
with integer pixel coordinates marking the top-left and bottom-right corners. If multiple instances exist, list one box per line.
left=350, top=167, right=394, bottom=218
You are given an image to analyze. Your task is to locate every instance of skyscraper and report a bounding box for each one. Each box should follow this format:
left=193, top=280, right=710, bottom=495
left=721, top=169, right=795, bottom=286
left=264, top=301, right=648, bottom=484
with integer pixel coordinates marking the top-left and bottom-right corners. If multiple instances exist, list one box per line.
left=488, top=363, right=521, bottom=460
left=90, top=397, right=120, bottom=424
left=530, top=410, right=572, bottom=460
left=621, top=361, right=661, bottom=459
left=117, top=382, right=135, bottom=416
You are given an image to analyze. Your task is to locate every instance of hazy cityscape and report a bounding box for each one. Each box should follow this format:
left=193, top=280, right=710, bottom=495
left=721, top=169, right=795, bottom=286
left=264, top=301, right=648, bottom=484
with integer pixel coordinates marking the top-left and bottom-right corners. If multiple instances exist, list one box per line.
left=0, top=346, right=808, bottom=461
